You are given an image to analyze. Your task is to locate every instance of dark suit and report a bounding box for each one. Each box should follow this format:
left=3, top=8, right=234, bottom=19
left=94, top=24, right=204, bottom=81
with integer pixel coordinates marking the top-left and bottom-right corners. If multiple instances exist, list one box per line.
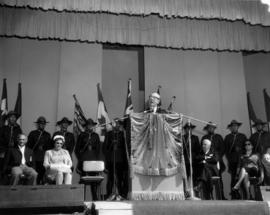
left=201, top=133, right=225, bottom=199
left=0, top=124, right=22, bottom=154
left=75, top=131, right=101, bottom=173
left=224, top=132, right=247, bottom=189
left=195, top=149, right=219, bottom=199
left=182, top=134, right=202, bottom=180
left=0, top=124, right=22, bottom=177
left=53, top=131, right=75, bottom=156
left=103, top=128, right=129, bottom=198
left=250, top=131, right=270, bottom=156
left=27, top=129, right=51, bottom=184
left=3, top=146, right=37, bottom=185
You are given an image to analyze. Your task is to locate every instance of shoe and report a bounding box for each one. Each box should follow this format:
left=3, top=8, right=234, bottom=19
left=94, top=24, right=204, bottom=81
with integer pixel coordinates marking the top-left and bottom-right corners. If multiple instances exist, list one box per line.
left=231, top=188, right=241, bottom=199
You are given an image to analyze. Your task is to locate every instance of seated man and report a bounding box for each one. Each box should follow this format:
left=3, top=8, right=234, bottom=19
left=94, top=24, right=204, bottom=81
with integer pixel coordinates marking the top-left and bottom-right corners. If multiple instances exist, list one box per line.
left=194, top=139, right=219, bottom=200
left=3, top=134, right=38, bottom=185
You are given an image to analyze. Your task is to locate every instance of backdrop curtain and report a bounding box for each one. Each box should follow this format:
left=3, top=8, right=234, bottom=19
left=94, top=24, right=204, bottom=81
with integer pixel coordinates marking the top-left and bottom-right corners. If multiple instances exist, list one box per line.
left=1, top=7, right=270, bottom=51
left=1, top=0, right=270, bottom=26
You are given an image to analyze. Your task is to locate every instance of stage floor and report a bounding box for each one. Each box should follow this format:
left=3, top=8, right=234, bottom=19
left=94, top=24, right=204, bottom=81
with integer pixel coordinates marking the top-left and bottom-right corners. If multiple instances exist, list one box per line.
left=86, top=200, right=270, bottom=215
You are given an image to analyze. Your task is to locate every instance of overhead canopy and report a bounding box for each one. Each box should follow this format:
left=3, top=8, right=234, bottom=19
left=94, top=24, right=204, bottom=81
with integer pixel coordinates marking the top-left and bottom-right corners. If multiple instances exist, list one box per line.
left=1, top=0, right=270, bottom=26
left=1, top=1, right=270, bottom=51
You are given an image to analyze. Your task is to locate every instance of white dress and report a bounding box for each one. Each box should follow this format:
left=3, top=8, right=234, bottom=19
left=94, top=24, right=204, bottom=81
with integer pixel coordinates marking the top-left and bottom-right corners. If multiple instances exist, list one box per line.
left=43, top=149, right=72, bottom=180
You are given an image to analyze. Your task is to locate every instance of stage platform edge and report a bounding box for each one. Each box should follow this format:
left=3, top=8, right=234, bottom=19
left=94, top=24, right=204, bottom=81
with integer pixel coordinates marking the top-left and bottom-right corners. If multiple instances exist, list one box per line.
left=87, top=200, right=270, bottom=215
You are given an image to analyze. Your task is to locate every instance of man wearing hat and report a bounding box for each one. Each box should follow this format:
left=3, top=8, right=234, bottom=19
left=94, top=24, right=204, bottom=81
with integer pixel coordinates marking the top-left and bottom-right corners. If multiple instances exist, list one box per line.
left=75, top=118, right=101, bottom=200
left=182, top=122, right=201, bottom=183
left=53, top=117, right=75, bottom=157
left=103, top=118, right=129, bottom=199
left=224, top=120, right=247, bottom=194
left=0, top=111, right=22, bottom=182
left=75, top=118, right=100, bottom=164
left=250, top=119, right=270, bottom=156
left=27, top=116, right=51, bottom=184
left=201, top=122, right=226, bottom=199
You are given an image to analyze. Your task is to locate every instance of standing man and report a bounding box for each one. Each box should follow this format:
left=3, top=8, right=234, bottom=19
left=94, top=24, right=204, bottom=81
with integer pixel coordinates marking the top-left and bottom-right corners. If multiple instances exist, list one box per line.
left=103, top=118, right=129, bottom=199
left=75, top=118, right=101, bottom=173
left=147, top=92, right=167, bottom=113
left=224, top=120, right=247, bottom=195
left=250, top=119, right=270, bottom=156
left=182, top=122, right=201, bottom=183
left=75, top=118, right=101, bottom=200
left=0, top=111, right=22, bottom=181
left=3, top=134, right=37, bottom=185
left=27, top=116, right=51, bottom=184
left=53, top=117, right=75, bottom=157
left=201, top=122, right=226, bottom=199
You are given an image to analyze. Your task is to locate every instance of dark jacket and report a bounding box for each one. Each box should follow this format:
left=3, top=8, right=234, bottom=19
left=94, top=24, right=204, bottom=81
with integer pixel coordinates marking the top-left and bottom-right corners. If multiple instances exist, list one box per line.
left=250, top=131, right=270, bottom=155
left=195, top=149, right=219, bottom=182
left=3, top=145, right=34, bottom=173
left=182, top=134, right=201, bottom=164
left=53, top=131, right=75, bottom=156
left=75, top=131, right=101, bottom=161
left=201, top=133, right=224, bottom=157
left=0, top=124, right=22, bottom=153
left=103, top=128, right=128, bottom=164
left=75, top=131, right=101, bottom=174
left=27, top=129, right=52, bottom=161
left=224, top=132, right=247, bottom=164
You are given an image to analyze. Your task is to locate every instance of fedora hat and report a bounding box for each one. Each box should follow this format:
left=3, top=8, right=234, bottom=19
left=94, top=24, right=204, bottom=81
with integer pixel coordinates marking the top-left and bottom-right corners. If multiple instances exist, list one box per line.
left=56, top=117, right=72, bottom=126
left=84, top=118, right=97, bottom=127
left=227, top=120, right=242, bottom=128
left=7, top=110, right=19, bottom=118
left=34, top=116, right=49, bottom=124
left=203, top=121, right=217, bottom=130
left=252, top=119, right=267, bottom=127
left=183, top=122, right=196, bottom=129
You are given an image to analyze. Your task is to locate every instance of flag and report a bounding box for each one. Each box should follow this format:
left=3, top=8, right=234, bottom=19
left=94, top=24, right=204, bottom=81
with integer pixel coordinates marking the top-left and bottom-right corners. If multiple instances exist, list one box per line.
left=157, top=85, right=162, bottom=107
left=124, top=79, right=133, bottom=116
left=167, top=96, right=176, bottom=112
left=0, top=78, right=8, bottom=127
left=96, top=83, right=111, bottom=142
left=263, top=89, right=270, bottom=130
left=73, top=94, right=87, bottom=141
left=247, top=92, right=257, bottom=134
left=14, top=82, right=22, bottom=125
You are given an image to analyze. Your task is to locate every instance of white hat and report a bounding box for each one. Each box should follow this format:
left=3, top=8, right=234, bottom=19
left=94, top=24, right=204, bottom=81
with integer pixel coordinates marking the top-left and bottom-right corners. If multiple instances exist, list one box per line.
left=53, top=135, right=65, bottom=142
left=151, top=92, right=160, bottom=99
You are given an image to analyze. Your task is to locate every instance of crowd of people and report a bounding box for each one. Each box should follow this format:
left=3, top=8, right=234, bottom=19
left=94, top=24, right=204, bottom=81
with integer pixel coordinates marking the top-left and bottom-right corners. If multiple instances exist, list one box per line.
left=1, top=92, right=270, bottom=201
left=0, top=110, right=129, bottom=200
left=184, top=118, right=270, bottom=200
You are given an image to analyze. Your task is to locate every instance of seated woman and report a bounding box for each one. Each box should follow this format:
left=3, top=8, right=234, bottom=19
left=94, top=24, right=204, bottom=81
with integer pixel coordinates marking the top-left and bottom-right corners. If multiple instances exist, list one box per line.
left=261, top=146, right=270, bottom=185
left=232, top=139, right=263, bottom=199
left=43, top=135, right=72, bottom=185
left=194, top=139, right=219, bottom=200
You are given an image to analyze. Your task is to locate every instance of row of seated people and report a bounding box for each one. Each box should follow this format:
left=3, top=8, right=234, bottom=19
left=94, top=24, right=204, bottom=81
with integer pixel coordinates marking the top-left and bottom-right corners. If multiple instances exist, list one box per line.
left=0, top=111, right=129, bottom=200
left=2, top=134, right=72, bottom=186
left=184, top=119, right=270, bottom=200
left=0, top=112, right=76, bottom=185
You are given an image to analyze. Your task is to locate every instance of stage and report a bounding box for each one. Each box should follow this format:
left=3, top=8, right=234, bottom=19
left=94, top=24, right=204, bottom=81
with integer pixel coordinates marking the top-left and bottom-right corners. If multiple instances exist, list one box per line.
left=86, top=200, right=270, bottom=215
left=1, top=199, right=270, bottom=214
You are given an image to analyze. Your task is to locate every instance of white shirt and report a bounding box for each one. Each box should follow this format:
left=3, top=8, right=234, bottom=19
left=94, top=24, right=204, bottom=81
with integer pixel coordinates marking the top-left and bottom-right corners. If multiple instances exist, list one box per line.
left=18, top=145, right=26, bottom=165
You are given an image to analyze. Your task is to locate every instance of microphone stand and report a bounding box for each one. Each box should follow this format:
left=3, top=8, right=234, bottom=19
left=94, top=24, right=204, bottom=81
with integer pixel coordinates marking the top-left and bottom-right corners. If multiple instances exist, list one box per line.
left=180, top=114, right=215, bottom=200
left=106, top=123, right=124, bottom=201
